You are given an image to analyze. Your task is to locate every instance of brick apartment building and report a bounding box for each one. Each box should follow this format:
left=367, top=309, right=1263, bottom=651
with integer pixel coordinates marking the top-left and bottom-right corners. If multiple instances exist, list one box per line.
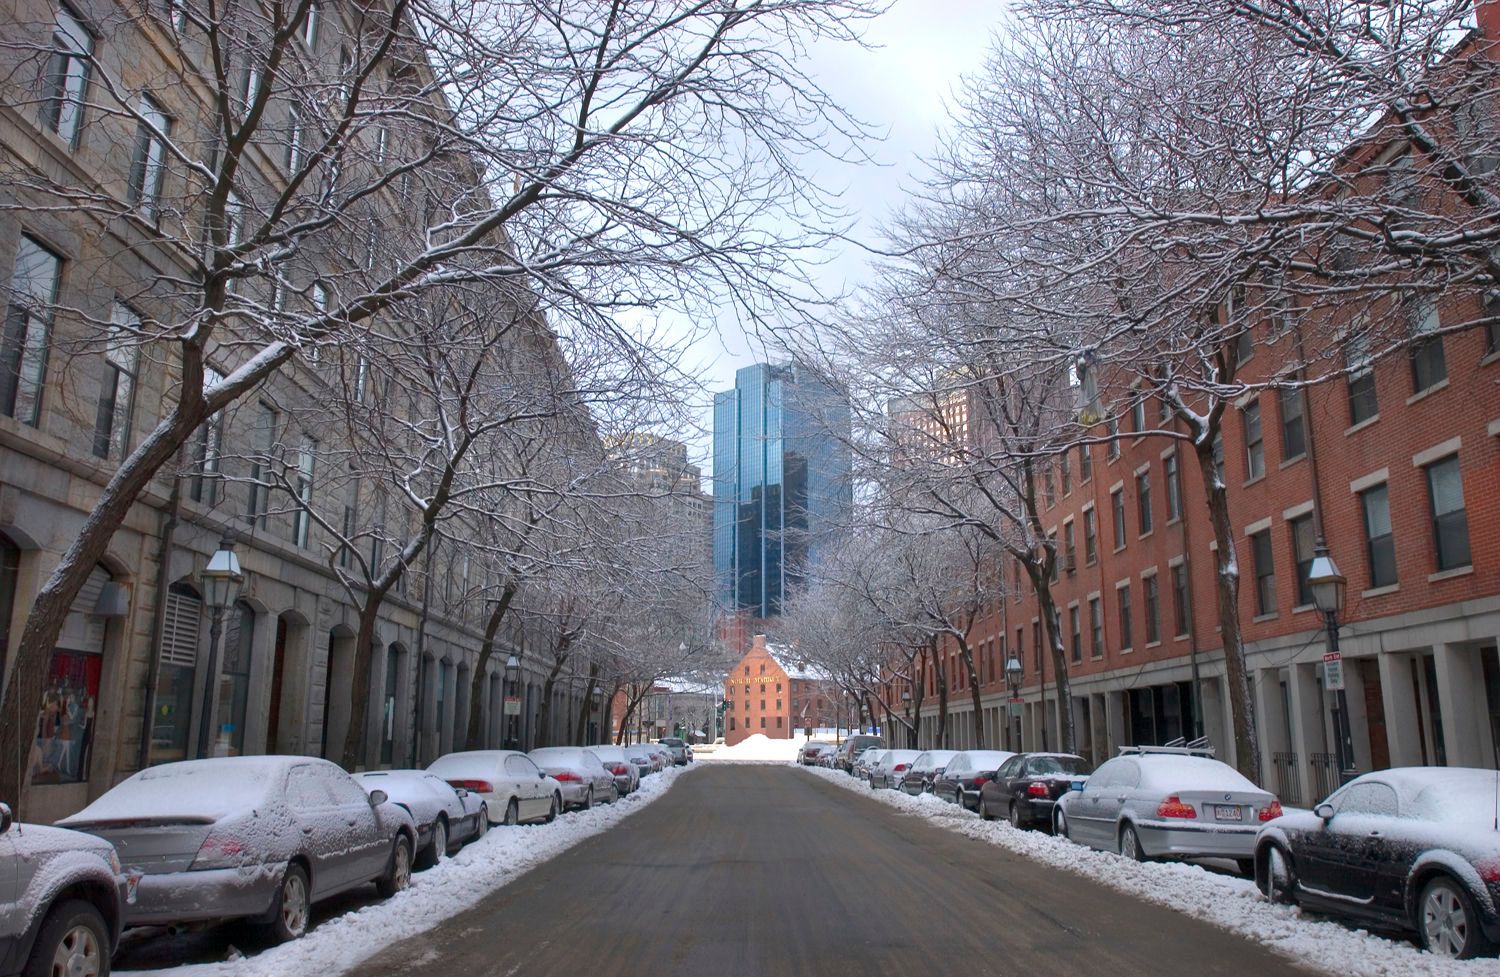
left=723, top=634, right=844, bottom=745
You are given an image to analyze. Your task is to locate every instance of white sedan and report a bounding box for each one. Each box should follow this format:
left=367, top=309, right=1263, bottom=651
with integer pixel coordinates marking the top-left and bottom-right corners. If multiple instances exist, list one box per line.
left=428, top=750, right=563, bottom=826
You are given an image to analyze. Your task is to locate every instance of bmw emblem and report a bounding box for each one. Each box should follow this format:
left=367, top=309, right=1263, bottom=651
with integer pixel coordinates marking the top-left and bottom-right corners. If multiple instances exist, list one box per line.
left=1223, top=793, right=1232, bottom=801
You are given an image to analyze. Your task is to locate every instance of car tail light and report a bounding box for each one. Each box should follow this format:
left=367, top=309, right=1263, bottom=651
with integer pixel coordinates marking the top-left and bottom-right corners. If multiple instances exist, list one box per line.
left=1258, top=799, right=1284, bottom=822
left=608, top=763, right=629, bottom=775
left=554, top=772, right=582, bottom=782
left=1156, top=795, right=1197, bottom=819
left=893, top=764, right=909, bottom=772
left=191, top=831, right=248, bottom=870
left=974, top=776, right=988, bottom=786
left=1027, top=782, right=1050, bottom=797
left=448, top=779, right=494, bottom=793
left=1477, top=858, right=1500, bottom=883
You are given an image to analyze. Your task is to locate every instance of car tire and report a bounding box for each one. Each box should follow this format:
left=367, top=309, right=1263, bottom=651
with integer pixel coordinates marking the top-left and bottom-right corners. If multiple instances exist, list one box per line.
left=979, top=798, right=996, bottom=822
left=262, top=864, right=311, bottom=944
left=1055, top=810, right=1072, bottom=840
left=376, top=834, right=413, bottom=898
left=417, top=817, right=448, bottom=870
left=503, top=798, right=520, bottom=826
left=23, top=898, right=109, bottom=977
left=1259, top=845, right=1297, bottom=905
left=583, top=787, right=594, bottom=810
left=543, top=794, right=560, bottom=824
left=1009, top=803, right=1025, bottom=830
left=1118, top=823, right=1147, bottom=862
left=1236, top=858, right=1255, bottom=878
left=470, top=812, right=487, bottom=843
left=1419, top=875, right=1496, bottom=959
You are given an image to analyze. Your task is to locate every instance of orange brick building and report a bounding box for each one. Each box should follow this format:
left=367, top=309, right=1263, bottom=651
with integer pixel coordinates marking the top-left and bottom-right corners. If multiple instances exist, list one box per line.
left=724, top=635, right=843, bottom=745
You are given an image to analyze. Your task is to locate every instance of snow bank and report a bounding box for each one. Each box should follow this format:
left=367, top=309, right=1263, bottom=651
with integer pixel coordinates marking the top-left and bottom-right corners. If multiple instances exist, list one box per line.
left=698, top=733, right=806, bottom=763
left=118, top=765, right=695, bottom=977
left=803, top=766, right=1500, bottom=977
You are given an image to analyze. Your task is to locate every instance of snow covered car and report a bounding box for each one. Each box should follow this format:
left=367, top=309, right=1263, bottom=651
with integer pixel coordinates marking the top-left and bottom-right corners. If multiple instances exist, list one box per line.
left=899, top=750, right=958, bottom=795
left=979, top=752, right=1091, bottom=827
left=854, top=749, right=887, bottom=781
left=833, top=735, right=885, bottom=774
left=933, top=750, right=1016, bottom=810
left=589, top=746, right=640, bottom=796
left=354, top=770, right=486, bottom=868
left=867, top=749, right=921, bottom=790
left=59, top=756, right=416, bottom=942
left=1254, top=767, right=1500, bottom=959
left=623, top=744, right=662, bottom=776
left=658, top=737, right=693, bottom=765
left=798, top=742, right=835, bottom=766
left=1, top=802, right=123, bottom=977
left=528, top=748, right=618, bottom=810
left=428, top=750, right=562, bottom=826
left=1054, top=748, right=1278, bottom=872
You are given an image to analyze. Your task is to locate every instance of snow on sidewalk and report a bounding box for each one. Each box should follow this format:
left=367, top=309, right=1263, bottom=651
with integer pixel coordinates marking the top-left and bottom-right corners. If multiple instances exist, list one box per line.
left=803, top=765, right=1500, bottom=977
left=119, top=764, right=696, bottom=977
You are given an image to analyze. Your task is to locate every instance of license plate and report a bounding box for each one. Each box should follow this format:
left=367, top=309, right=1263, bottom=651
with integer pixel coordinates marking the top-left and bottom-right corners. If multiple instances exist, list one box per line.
left=1214, top=805, right=1243, bottom=821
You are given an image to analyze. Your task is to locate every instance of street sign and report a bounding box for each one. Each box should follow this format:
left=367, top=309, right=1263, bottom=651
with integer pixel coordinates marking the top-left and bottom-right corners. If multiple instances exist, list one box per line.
left=503, top=695, right=522, bottom=716
left=1323, top=652, right=1345, bottom=691
left=1007, top=695, right=1024, bottom=718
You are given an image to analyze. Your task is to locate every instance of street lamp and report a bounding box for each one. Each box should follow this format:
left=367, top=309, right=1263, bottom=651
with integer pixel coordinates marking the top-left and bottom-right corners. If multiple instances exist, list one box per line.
left=503, top=654, right=521, bottom=750
left=1307, top=544, right=1357, bottom=782
left=1005, top=655, right=1024, bottom=752
left=900, top=687, right=912, bottom=748
left=196, top=533, right=244, bottom=759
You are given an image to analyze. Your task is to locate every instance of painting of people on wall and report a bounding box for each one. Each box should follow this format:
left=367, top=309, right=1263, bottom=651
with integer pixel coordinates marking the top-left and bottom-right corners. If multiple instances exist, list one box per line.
left=30, top=650, right=102, bottom=785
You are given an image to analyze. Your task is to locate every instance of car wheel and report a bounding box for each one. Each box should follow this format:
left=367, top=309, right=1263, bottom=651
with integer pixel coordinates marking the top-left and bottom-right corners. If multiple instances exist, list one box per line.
left=503, top=798, right=520, bottom=826
left=1420, top=875, right=1496, bottom=959
left=1009, top=803, right=1024, bottom=830
left=979, top=798, right=996, bottom=822
left=1259, top=845, right=1297, bottom=905
left=583, top=787, right=595, bottom=811
left=417, top=817, right=448, bottom=870
left=1118, top=823, right=1147, bottom=862
left=23, top=899, right=108, bottom=977
left=470, top=812, right=487, bottom=843
left=262, top=864, right=311, bottom=943
left=1236, top=858, right=1255, bottom=878
left=376, top=834, right=413, bottom=898
left=1055, top=810, right=1070, bottom=840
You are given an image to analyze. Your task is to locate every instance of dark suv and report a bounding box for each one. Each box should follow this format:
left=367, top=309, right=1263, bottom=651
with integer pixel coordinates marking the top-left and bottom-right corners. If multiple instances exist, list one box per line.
left=833, top=735, right=885, bottom=774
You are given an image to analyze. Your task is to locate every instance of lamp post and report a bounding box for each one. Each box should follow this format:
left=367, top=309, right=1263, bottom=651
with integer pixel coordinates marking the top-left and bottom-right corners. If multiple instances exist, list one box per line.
left=503, top=654, right=521, bottom=750
left=196, top=533, right=244, bottom=759
left=1308, top=544, right=1357, bottom=783
left=1005, top=656, right=1024, bottom=753
left=901, top=688, right=912, bottom=748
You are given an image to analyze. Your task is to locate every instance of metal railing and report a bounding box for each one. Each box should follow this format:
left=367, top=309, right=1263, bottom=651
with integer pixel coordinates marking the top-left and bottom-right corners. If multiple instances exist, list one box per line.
left=1271, top=751, right=1301, bottom=807
left=1308, top=752, right=1341, bottom=804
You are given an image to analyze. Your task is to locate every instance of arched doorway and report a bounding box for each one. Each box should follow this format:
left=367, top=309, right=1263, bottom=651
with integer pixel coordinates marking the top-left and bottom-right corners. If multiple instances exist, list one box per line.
left=321, top=625, right=355, bottom=759
left=267, top=611, right=309, bottom=755
left=380, top=643, right=406, bottom=765
left=215, top=600, right=256, bottom=756
left=153, top=580, right=202, bottom=764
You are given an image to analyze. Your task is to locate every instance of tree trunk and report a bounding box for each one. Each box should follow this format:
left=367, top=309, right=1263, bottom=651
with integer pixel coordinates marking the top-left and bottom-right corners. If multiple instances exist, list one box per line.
left=958, top=634, right=986, bottom=749
left=535, top=638, right=570, bottom=750
left=574, top=663, right=599, bottom=745
left=463, top=583, right=518, bottom=750
left=931, top=637, right=949, bottom=748
left=1195, top=441, right=1261, bottom=782
left=341, top=579, right=397, bottom=770
left=1035, top=579, right=1077, bottom=755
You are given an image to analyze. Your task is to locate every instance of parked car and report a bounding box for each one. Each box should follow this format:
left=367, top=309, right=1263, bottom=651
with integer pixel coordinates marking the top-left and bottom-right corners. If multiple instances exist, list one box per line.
left=60, top=756, right=415, bottom=943
left=354, top=769, right=487, bottom=868
left=834, top=735, right=886, bottom=774
left=799, top=742, right=835, bottom=766
left=529, top=747, right=619, bottom=810
left=646, top=743, right=677, bottom=769
left=854, top=748, right=887, bottom=781
left=1255, top=767, right=1500, bottom=958
left=979, top=753, right=1092, bottom=828
left=1054, top=747, right=1276, bottom=872
left=694, top=738, right=726, bottom=755
left=658, top=737, right=693, bottom=765
left=0, top=802, right=123, bottom=977
left=623, top=743, right=663, bottom=775
left=428, top=750, right=563, bottom=826
left=867, top=749, right=921, bottom=790
left=933, top=750, right=1016, bottom=810
left=899, top=750, right=958, bottom=795
left=590, top=746, right=641, bottom=796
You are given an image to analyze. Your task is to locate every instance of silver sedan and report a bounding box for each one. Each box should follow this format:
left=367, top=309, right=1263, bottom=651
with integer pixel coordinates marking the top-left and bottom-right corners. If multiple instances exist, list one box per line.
left=354, top=769, right=486, bottom=867
left=529, top=747, right=619, bottom=810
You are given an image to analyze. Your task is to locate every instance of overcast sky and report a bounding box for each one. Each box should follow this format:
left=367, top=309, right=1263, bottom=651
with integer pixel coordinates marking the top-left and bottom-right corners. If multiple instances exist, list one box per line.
left=682, top=0, right=1009, bottom=474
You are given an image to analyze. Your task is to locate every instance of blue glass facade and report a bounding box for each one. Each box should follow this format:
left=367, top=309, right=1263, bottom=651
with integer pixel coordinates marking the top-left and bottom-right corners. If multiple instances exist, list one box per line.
left=712, top=364, right=851, bottom=617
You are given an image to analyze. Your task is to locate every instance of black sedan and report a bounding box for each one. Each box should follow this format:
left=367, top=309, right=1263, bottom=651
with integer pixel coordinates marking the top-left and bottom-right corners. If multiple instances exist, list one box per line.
left=1255, top=767, right=1500, bottom=959
left=978, top=752, right=1090, bottom=829
left=932, top=750, right=1016, bottom=811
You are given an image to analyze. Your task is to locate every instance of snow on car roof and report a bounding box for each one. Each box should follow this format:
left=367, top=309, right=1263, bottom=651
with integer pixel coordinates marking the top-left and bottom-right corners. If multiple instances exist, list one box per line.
left=428, top=751, right=516, bottom=776
left=1371, top=767, right=1500, bottom=824
left=59, top=755, right=293, bottom=824
left=1130, top=754, right=1259, bottom=792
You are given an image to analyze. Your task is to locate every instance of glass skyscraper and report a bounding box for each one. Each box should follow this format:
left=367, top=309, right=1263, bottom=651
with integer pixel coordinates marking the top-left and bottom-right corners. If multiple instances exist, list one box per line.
left=712, top=363, right=851, bottom=618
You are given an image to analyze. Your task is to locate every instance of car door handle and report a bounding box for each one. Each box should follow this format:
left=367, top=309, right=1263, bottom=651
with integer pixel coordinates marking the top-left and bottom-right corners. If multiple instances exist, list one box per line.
left=302, top=826, right=314, bottom=834
left=1116, top=794, right=1127, bottom=802
left=1369, top=831, right=1381, bottom=837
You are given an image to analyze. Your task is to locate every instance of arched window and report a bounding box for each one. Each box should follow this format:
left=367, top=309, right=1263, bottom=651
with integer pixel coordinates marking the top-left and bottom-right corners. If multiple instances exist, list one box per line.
left=381, top=645, right=401, bottom=764
left=33, top=563, right=111, bottom=783
left=152, top=581, right=202, bottom=764
left=217, top=600, right=255, bottom=756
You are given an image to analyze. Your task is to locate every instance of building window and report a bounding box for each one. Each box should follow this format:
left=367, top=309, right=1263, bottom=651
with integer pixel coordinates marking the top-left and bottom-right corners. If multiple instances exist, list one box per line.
left=1117, top=585, right=1134, bottom=651
left=1290, top=515, right=1315, bottom=607
left=1083, top=507, right=1098, bottom=565
left=216, top=600, right=256, bottom=757
left=1172, top=563, right=1191, bottom=637
left=1345, top=331, right=1378, bottom=425
left=1425, top=456, right=1470, bottom=571
left=1089, top=597, right=1103, bottom=658
left=1136, top=469, right=1153, bottom=536
left=1164, top=452, right=1182, bottom=522
left=1060, top=452, right=1071, bottom=495
left=1042, top=466, right=1056, bottom=508
left=302, top=1, right=319, bottom=47
left=1251, top=529, right=1276, bottom=616
left=2, top=236, right=62, bottom=426
left=190, top=367, right=225, bottom=504
left=1079, top=443, right=1092, bottom=483
left=127, top=96, right=170, bottom=219
left=1110, top=488, right=1126, bottom=549
left=1243, top=401, right=1264, bottom=480
left=153, top=581, right=201, bottom=764
left=93, top=302, right=140, bottom=459
left=1144, top=574, right=1160, bottom=644
left=1360, top=484, right=1396, bottom=588
left=1069, top=605, right=1082, bottom=664
left=1407, top=299, right=1446, bottom=394
left=759, top=716, right=765, bottom=729
left=1063, top=521, right=1076, bottom=573
left=1032, top=621, right=1042, bottom=672
left=286, top=103, right=304, bottom=172
left=1107, top=415, right=1120, bottom=459
left=292, top=439, right=317, bottom=547
left=1048, top=531, right=1059, bottom=583
left=1129, top=398, right=1145, bottom=435
left=775, top=716, right=783, bottom=728
left=1279, top=387, right=1305, bottom=461
left=41, top=7, right=92, bottom=148
left=245, top=402, right=278, bottom=527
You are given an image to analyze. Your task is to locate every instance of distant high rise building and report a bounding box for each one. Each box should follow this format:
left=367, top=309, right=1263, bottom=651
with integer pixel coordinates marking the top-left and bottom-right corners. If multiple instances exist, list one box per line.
left=712, top=363, right=851, bottom=618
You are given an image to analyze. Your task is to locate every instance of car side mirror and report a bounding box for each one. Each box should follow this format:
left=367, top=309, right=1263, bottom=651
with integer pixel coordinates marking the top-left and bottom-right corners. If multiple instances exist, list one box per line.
left=538, top=772, right=545, bottom=779
left=0, top=802, right=12, bottom=834
left=368, top=789, right=389, bottom=806
left=1314, top=802, right=1335, bottom=822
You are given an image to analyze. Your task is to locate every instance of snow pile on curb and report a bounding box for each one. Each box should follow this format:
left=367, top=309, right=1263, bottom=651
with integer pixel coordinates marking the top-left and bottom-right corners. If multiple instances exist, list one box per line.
left=121, top=765, right=696, bottom=977
left=697, top=733, right=805, bottom=763
left=803, top=766, right=1500, bottom=977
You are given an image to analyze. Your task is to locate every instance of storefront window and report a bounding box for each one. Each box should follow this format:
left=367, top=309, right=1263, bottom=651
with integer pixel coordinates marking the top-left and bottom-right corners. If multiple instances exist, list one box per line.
left=31, top=564, right=110, bottom=784
left=151, top=582, right=202, bottom=764
left=217, top=600, right=255, bottom=756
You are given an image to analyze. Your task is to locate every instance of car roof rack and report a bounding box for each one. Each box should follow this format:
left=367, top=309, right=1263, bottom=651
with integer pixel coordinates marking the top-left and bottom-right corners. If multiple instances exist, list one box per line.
left=1117, top=736, right=1215, bottom=758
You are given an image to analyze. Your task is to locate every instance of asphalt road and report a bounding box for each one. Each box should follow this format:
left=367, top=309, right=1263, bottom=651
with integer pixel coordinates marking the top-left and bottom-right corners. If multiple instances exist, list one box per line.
left=357, top=764, right=1312, bottom=977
